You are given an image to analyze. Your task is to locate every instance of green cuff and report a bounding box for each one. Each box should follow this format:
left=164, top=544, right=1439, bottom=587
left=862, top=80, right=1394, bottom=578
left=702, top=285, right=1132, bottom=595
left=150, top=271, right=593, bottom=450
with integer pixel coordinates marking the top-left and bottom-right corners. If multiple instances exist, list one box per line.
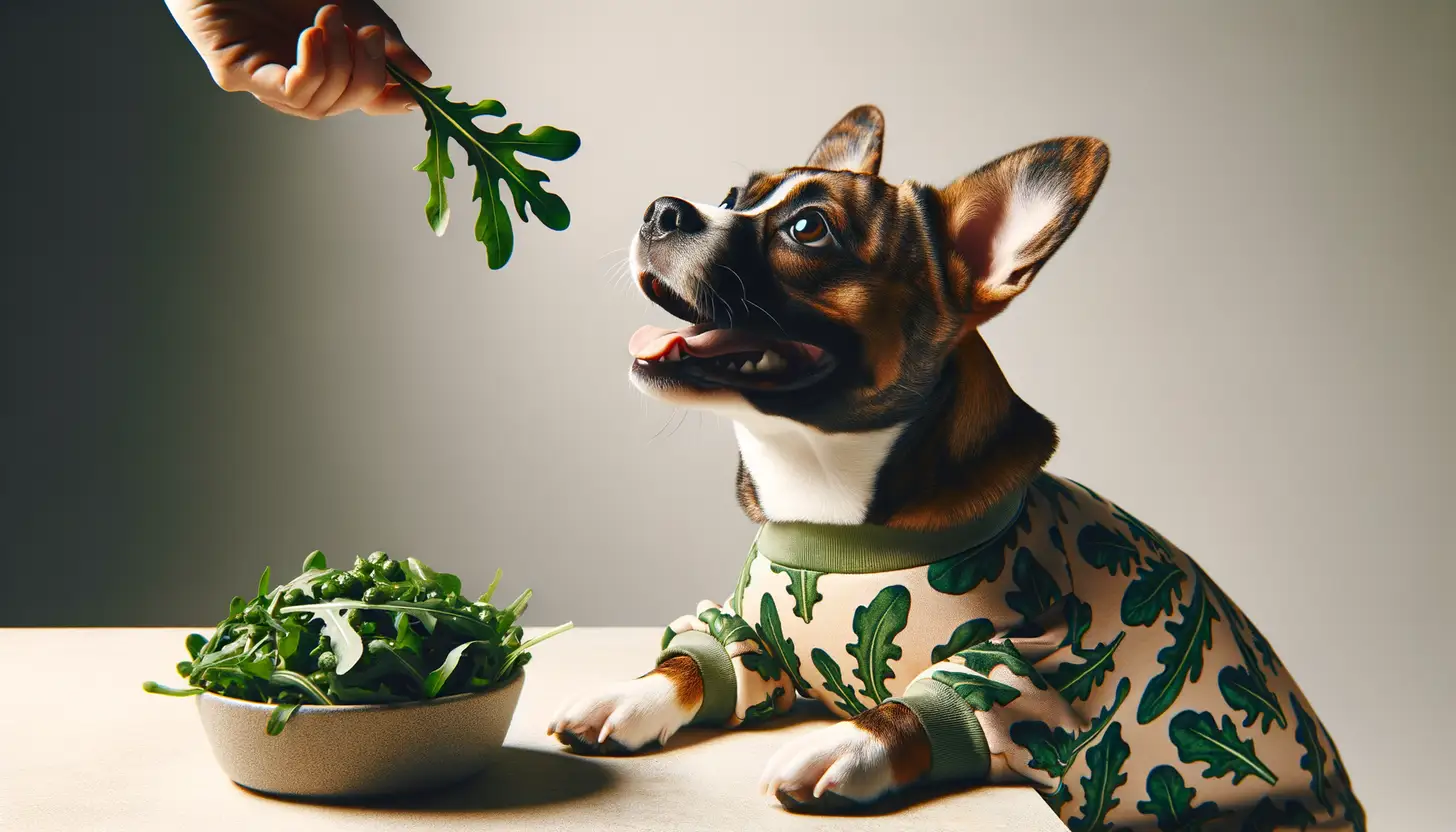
left=657, top=630, right=736, bottom=726
left=891, top=678, right=990, bottom=783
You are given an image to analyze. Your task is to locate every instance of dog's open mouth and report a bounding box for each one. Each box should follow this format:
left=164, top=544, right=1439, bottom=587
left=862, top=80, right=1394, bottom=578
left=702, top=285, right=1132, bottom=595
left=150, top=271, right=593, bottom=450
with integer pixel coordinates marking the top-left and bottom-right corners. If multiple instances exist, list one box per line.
left=628, top=323, right=835, bottom=392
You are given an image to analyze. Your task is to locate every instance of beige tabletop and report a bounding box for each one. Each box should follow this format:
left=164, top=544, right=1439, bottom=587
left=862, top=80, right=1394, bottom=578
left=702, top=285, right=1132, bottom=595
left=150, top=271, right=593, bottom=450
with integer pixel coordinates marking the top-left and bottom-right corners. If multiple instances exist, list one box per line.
left=1, top=627, right=1066, bottom=831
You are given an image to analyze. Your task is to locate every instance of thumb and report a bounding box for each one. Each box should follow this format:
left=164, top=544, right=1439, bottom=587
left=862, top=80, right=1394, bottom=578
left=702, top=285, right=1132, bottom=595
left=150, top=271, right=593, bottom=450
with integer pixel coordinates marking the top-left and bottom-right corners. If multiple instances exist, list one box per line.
left=384, top=37, right=431, bottom=83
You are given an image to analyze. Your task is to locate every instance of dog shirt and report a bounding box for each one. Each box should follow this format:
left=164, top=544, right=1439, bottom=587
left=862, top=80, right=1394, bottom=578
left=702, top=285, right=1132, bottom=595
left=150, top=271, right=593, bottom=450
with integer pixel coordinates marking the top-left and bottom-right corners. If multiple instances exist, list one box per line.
left=659, top=472, right=1364, bottom=830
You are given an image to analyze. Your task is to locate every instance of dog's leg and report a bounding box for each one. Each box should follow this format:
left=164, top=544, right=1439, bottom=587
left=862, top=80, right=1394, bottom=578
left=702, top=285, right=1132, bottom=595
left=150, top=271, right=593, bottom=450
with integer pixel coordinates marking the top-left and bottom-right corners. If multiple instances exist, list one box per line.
left=550, top=599, right=795, bottom=754
left=547, top=655, right=704, bottom=754
left=761, top=700, right=931, bottom=810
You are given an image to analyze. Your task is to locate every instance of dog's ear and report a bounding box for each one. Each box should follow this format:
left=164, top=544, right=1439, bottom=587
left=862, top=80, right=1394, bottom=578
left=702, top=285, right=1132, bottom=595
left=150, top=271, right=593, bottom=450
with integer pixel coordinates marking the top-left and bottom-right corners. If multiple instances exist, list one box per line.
left=939, top=137, right=1109, bottom=320
left=805, top=105, right=885, bottom=175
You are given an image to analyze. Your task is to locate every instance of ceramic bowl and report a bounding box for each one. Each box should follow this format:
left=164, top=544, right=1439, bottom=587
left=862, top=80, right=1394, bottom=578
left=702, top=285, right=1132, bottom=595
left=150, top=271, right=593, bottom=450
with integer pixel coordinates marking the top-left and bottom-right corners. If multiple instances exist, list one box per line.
left=195, top=670, right=525, bottom=800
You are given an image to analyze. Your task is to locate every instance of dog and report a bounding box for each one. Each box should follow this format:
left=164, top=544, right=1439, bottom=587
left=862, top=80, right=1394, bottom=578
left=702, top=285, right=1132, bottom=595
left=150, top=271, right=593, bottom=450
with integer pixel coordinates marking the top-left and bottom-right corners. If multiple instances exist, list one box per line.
left=549, top=106, right=1364, bottom=830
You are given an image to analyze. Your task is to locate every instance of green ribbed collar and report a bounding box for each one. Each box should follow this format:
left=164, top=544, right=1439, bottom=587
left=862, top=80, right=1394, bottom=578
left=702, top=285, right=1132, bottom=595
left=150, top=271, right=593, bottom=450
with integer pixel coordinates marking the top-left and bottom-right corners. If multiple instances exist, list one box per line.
left=755, top=487, right=1028, bottom=574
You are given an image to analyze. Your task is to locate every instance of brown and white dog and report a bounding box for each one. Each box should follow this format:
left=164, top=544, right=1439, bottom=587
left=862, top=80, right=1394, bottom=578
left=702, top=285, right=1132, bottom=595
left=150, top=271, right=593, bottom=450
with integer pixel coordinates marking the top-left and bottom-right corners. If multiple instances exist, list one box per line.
left=546, top=107, right=1361, bottom=826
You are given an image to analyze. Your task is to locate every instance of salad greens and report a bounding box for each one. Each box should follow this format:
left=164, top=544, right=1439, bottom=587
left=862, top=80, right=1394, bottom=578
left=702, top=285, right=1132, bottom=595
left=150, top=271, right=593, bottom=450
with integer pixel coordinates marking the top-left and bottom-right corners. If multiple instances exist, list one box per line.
left=144, top=550, right=571, bottom=735
left=387, top=62, right=580, bottom=270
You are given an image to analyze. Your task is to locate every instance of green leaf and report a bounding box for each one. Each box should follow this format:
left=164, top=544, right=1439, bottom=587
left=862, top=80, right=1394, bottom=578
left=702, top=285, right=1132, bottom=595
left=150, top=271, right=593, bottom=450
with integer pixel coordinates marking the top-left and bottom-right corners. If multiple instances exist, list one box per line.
left=424, top=640, right=488, bottom=697
left=1219, top=665, right=1286, bottom=733
left=930, top=669, right=1021, bottom=711
left=268, top=669, right=332, bottom=705
left=389, top=65, right=580, bottom=270
left=504, top=621, right=573, bottom=667
left=478, top=568, right=503, bottom=605
left=500, top=588, right=533, bottom=628
left=811, top=648, right=867, bottom=715
left=1331, top=745, right=1367, bottom=832
left=1044, top=784, right=1072, bottom=816
left=1048, top=525, right=1065, bottom=554
left=953, top=641, right=1047, bottom=690
left=931, top=618, right=995, bottom=663
left=743, top=688, right=784, bottom=723
left=698, top=607, right=757, bottom=647
left=927, top=508, right=1028, bottom=594
left=1031, top=473, right=1078, bottom=523
left=1137, top=579, right=1219, bottom=724
left=1067, top=720, right=1130, bottom=832
left=1169, top=709, right=1277, bottom=786
left=769, top=564, right=824, bottom=624
left=1120, top=558, right=1185, bottom=627
left=1289, top=694, right=1333, bottom=813
left=1048, top=631, right=1125, bottom=702
left=228, top=596, right=245, bottom=618
left=1136, top=765, right=1224, bottom=831
left=1005, top=548, right=1064, bottom=622
left=1011, top=677, right=1130, bottom=779
left=731, top=541, right=757, bottom=615
left=266, top=702, right=301, bottom=736
left=847, top=585, right=911, bottom=703
left=1241, top=797, right=1316, bottom=832
left=756, top=593, right=811, bottom=693
left=142, top=681, right=204, bottom=697
left=1062, top=594, right=1093, bottom=649
left=185, top=633, right=207, bottom=660
left=1111, top=504, right=1173, bottom=559
left=280, top=602, right=365, bottom=674
left=256, top=566, right=271, bottom=599
left=302, top=550, right=327, bottom=572
left=1076, top=523, right=1140, bottom=576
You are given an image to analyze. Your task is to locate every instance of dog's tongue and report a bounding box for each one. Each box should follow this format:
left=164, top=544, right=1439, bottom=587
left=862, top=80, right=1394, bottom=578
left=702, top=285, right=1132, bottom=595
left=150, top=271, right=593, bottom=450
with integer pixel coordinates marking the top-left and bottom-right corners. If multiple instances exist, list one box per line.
left=629, top=324, right=770, bottom=360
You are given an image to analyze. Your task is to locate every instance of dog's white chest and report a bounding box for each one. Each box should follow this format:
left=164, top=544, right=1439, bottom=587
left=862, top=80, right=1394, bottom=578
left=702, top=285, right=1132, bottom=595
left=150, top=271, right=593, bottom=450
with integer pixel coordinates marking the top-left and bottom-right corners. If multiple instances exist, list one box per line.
left=732, top=414, right=904, bottom=525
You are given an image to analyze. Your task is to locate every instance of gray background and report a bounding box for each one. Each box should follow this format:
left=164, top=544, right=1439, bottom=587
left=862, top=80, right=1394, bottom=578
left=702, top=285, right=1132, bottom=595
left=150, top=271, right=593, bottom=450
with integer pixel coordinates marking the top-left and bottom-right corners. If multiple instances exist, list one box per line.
left=3, top=1, right=1451, bottom=826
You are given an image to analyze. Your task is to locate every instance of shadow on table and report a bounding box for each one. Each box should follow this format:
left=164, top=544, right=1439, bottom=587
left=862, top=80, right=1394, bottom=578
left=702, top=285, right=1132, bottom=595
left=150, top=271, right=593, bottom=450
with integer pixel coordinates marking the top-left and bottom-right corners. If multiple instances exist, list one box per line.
left=256, top=747, right=614, bottom=813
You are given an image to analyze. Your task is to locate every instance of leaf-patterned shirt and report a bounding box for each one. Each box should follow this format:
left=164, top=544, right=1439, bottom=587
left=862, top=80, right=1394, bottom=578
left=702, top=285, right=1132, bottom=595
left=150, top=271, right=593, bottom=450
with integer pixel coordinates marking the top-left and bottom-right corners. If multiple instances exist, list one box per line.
left=658, top=472, right=1364, bottom=830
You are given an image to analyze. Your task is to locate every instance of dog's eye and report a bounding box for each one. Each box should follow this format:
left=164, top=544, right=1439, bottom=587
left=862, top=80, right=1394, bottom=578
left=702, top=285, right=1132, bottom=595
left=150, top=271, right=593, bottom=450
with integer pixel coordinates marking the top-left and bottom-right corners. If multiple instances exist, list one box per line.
left=786, top=210, right=832, bottom=247
left=719, top=189, right=738, bottom=210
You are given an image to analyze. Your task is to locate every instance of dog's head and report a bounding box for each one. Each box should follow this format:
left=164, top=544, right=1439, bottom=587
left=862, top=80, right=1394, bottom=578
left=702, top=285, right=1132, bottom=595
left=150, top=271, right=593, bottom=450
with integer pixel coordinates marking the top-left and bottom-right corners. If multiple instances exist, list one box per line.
left=627, top=106, right=1109, bottom=433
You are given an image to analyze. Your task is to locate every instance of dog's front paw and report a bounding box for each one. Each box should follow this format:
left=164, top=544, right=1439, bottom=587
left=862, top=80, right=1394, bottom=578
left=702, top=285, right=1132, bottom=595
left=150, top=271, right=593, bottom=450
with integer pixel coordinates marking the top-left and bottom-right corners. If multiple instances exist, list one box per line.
left=759, top=720, right=899, bottom=811
left=547, top=673, right=697, bottom=755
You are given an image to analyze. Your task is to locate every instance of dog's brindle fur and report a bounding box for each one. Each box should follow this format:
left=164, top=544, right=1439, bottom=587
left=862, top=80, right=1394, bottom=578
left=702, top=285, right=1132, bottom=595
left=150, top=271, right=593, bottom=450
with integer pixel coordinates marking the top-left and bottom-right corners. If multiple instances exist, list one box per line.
left=559, top=106, right=1108, bottom=808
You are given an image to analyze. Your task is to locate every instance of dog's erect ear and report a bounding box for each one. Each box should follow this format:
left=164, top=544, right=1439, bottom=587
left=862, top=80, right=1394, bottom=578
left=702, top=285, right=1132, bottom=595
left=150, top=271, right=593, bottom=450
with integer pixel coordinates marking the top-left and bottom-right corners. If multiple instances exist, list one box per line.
left=805, top=105, right=885, bottom=175
left=939, top=137, right=1109, bottom=319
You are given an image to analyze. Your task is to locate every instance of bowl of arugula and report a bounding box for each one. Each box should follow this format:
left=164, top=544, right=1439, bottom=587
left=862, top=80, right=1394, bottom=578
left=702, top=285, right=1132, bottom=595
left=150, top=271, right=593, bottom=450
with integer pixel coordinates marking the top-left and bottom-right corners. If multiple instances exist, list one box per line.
left=144, top=550, right=571, bottom=800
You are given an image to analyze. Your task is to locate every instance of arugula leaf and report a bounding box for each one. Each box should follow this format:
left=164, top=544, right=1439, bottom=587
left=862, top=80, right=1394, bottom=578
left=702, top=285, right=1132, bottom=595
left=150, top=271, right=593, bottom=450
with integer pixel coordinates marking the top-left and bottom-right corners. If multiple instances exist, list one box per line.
left=1047, top=631, right=1125, bottom=702
left=478, top=568, right=502, bottom=605
left=302, top=550, right=327, bottom=572
left=1218, top=665, right=1286, bottom=733
left=256, top=566, right=271, bottom=599
left=1012, top=676, right=1130, bottom=779
left=1331, top=744, right=1367, bottom=832
left=1111, top=503, right=1173, bottom=559
left=184, top=633, right=207, bottom=660
left=846, top=585, right=911, bottom=703
left=1120, top=558, right=1185, bottom=627
left=1031, top=473, right=1078, bottom=523
left=1062, top=594, right=1093, bottom=649
left=1289, top=693, right=1333, bottom=813
left=927, top=508, right=1028, bottom=594
left=1076, top=523, right=1140, bottom=577
left=756, top=592, right=811, bottom=694
left=266, top=703, right=301, bottom=736
left=953, top=641, right=1047, bottom=689
left=811, top=648, right=867, bottom=716
left=1005, top=548, right=1063, bottom=622
left=931, top=618, right=995, bottom=664
left=698, top=607, right=757, bottom=647
left=1136, top=765, right=1224, bottom=831
left=1044, top=784, right=1073, bottom=816
left=1169, top=709, right=1277, bottom=786
left=141, top=681, right=204, bottom=696
left=1067, top=720, right=1130, bottom=832
left=1137, top=579, right=1218, bottom=724
left=1242, top=797, right=1316, bottom=832
left=769, top=563, right=824, bottom=624
left=930, top=669, right=1022, bottom=712
left=389, top=65, right=580, bottom=270
left=730, top=542, right=757, bottom=615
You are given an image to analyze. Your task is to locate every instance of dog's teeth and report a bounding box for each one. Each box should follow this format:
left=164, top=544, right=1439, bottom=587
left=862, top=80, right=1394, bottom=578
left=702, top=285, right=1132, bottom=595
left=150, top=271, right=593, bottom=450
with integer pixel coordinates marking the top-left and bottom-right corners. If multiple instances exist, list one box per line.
left=740, top=360, right=757, bottom=373
left=759, top=350, right=786, bottom=373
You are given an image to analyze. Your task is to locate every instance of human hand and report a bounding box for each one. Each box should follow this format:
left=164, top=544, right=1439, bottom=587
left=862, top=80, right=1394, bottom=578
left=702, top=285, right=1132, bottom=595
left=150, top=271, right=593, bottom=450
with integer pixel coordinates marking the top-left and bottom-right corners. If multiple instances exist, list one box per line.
left=164, top=1, right=432, bottom=119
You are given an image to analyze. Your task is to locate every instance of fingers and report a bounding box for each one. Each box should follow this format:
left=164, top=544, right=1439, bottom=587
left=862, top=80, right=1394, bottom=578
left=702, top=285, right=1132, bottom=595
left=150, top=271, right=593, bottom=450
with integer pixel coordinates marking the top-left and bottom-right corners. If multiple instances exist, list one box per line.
left=325, top=25, right=388, bottom=117
left=382, top=36, right=431, bottom=83
left=297, top=5, right=353, bottom=119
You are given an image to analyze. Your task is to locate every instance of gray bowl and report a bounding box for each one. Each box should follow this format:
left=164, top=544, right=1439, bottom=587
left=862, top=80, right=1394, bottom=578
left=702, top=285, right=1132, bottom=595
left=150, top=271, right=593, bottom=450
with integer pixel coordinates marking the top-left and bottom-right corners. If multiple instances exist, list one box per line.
left=195, top=671, right=525, bottom=800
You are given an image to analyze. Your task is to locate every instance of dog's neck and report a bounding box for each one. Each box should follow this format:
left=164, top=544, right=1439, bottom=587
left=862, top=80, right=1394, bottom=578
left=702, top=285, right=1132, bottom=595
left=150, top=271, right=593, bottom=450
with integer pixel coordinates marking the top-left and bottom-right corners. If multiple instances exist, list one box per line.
left=732, top=333, right=1057, bottom=531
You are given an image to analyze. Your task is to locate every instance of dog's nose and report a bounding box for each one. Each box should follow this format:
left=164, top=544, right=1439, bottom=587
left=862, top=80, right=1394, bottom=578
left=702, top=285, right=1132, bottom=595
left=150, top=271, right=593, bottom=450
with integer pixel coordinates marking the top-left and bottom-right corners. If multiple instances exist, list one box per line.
left=642, top=196, right=705, bottom=239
